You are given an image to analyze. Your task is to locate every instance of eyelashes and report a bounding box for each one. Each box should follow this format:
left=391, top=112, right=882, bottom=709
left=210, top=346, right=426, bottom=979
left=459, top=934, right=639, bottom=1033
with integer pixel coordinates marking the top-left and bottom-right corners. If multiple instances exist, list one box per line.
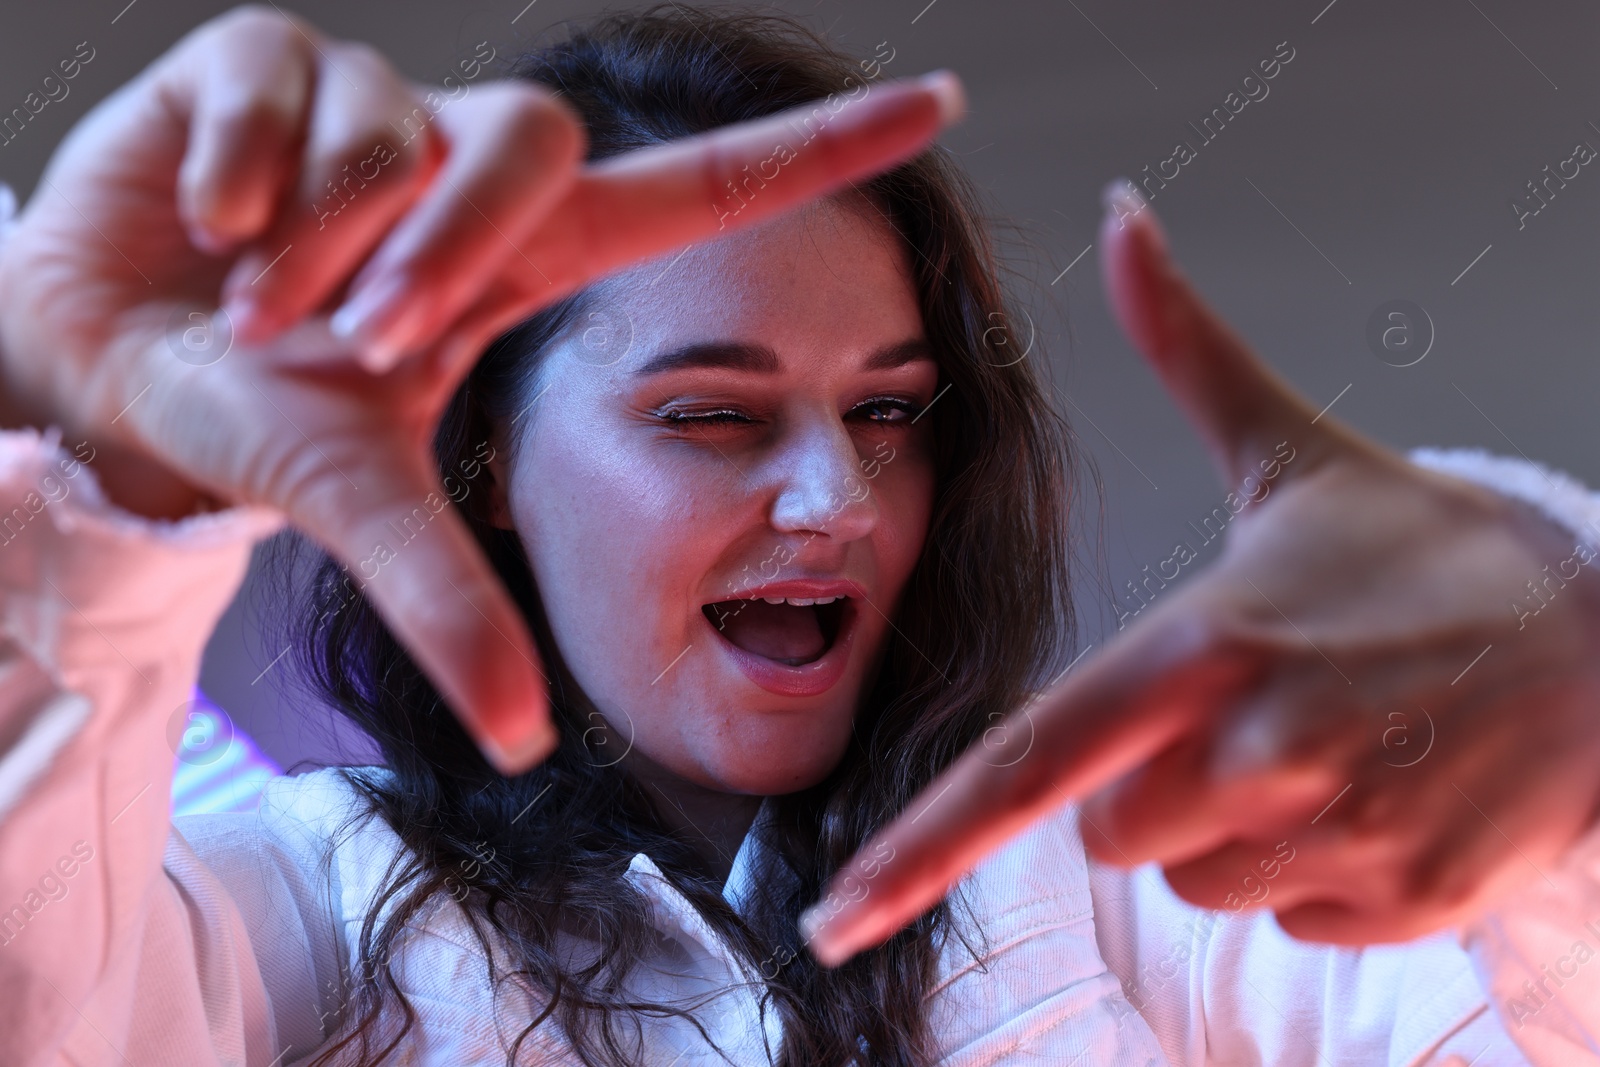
left=654, top=395, right=922, bottom=428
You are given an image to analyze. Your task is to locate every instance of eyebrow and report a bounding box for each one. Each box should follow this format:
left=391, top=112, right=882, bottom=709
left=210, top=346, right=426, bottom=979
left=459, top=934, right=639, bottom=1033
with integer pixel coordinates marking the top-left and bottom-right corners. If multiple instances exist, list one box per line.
left=631, top=338, right=934, bottom=377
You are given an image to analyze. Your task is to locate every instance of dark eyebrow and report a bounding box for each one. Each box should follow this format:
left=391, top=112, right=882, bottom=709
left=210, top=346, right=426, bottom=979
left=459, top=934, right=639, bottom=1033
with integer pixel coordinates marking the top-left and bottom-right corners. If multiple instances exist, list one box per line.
left=631, top=338, right=934, bottom=377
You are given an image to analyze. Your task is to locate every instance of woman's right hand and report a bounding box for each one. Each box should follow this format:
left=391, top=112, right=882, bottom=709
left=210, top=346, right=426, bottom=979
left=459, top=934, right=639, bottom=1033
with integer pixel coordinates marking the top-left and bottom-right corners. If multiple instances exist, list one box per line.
left=0, top=5, right=963, bottom=774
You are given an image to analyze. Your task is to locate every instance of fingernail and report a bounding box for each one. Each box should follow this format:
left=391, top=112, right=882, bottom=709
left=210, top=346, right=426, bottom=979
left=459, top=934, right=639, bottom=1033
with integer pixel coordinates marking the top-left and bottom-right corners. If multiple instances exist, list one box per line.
left=799, top=903, right=842, bottom=965
left=800, top=901, right=858, bottom=968
left=355, top=335, right=406, bottom=375
left=184, top=219, right=236, bottom=257
left=330, top=271, right=423, bottom=369
left=222, top=294, right=270, bottom=344
left=481, top=718, right=559, bottom=777
left=1101, top=177, right=1165, bottom=247
left=799, top=902, right=827, bottom=942
left=919, top=69, right=967, bottom=126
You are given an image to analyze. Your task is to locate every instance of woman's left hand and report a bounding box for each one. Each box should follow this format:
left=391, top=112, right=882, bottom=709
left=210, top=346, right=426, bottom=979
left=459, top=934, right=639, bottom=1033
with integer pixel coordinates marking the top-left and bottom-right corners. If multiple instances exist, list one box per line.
left=801, top=184, right=1600, bottom=966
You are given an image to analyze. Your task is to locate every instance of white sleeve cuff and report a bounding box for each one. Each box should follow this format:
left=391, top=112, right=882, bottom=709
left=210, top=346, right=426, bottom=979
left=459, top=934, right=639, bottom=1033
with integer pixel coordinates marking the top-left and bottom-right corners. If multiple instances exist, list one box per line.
left=1407, top=446, right=1600, bottom=553
left=0, top=423, right=286, bottom=821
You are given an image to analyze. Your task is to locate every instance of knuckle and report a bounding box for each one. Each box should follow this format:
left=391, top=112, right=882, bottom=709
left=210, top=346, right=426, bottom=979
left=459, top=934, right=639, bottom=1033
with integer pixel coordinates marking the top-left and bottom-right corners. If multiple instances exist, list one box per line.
left=1331, top=814, right=1395, bottom=867
left=335, top=39, right=388, bottom=71
left=256, top=445, right=342, bottom=519
left=1398, top=851, right=1448, bottom=910
left=1162, top=862, right=1229, bottom=910
left=1399, top=842, right=1476, bottom=914
left=209, top=4, right=285, bottom=39
left=1318, top=784, right=1400, bottom=856
left=1081, top=775, right=1167, bottom=857
left=1343, top=779, right=1405, bottom=837
left=382, top=134, right=431, bottom=183
left=1324, top=820, right=1416, bottom=909
left=184, top=6, right=302, bottom=72
left=209, top=94, right=299, bottom=147
left=984, top=750, right=1057, bottom=832
left=310, top=133, right=417, bottom=198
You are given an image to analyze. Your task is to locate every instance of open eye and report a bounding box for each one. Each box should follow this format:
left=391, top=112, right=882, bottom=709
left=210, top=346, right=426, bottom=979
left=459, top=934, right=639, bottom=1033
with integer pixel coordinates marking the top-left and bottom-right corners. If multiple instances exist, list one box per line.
left=851, top=396, right=920, bottom=423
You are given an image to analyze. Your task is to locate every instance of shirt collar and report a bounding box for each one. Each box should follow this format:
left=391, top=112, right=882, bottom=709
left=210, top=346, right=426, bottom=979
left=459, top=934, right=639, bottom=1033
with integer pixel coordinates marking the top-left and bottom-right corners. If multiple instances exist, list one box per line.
left=623, top=795, right=789, bottom=913
left=720, top=794, right=786, bottom=915
left=621, top=797, right=790, bottom=1059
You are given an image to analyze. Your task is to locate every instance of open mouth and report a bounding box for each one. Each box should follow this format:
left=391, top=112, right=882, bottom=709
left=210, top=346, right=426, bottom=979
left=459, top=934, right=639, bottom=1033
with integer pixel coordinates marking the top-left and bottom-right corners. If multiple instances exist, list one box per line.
left=701, top=596, right=849, bottom=666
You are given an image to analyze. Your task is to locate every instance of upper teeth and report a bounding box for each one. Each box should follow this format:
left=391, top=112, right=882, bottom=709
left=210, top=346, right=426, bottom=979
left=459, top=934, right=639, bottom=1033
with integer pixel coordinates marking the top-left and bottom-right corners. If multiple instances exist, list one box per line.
left=760, top=595, right=843, bottom=606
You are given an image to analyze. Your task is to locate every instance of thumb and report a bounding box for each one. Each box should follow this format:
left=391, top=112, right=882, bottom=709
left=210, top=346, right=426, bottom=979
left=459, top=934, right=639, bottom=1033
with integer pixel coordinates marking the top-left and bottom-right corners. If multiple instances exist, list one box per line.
left=1097, top=181, right=1340, bottom=489
left=292, top=447, right=557, bottom=776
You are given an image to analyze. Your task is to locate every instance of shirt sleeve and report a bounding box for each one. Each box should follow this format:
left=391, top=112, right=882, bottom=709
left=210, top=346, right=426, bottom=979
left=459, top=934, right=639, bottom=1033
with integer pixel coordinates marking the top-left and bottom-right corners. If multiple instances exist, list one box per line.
left=1406, top=446, right=1600, bottom=1065
left=0, top=423, right=294, bottom=1066
left=1089, top=859, right=1530, bottom=1066
left=1085, top=446, right=1600, bottom=1067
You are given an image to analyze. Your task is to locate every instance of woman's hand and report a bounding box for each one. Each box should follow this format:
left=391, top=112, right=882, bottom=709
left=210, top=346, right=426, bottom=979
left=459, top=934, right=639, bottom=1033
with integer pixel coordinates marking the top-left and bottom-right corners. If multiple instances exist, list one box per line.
left=0, top=5, right=964, bottom=775
left=802, top=184, right=1600, bottom=965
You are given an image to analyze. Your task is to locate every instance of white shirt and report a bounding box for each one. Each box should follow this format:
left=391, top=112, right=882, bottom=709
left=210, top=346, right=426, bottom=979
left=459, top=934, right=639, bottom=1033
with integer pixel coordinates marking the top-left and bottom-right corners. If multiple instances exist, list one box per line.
left=1, top=422, right=1599, bottom=1066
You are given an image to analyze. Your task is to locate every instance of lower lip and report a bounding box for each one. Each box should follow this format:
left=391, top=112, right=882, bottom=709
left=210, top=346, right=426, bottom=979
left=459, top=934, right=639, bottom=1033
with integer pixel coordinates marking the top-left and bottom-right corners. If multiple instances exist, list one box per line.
left=702, top=599, right=859, bottom=698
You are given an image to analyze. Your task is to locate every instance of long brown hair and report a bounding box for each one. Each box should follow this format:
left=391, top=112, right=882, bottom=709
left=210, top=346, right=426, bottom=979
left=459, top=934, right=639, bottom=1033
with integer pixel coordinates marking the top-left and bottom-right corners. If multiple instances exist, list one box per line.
left=267, top=5, right=1085, bottom=1064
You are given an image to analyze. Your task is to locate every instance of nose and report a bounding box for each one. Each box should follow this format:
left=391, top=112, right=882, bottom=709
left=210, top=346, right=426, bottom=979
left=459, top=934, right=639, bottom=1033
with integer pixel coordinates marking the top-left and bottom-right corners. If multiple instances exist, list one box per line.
left=767, top=417, right=879, bottom=543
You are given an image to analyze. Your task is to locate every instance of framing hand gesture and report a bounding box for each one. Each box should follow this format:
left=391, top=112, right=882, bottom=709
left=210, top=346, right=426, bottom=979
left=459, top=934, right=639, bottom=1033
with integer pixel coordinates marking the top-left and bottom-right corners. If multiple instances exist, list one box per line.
left=803, top=185, right=1600, bottom=965
left=0, top=6, right=963, bottom=775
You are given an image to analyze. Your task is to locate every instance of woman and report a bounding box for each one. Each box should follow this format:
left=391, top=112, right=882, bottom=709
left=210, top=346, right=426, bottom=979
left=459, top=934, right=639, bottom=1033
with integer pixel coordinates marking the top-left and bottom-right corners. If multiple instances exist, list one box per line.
left=0, top=5, right=1596, bottom=1066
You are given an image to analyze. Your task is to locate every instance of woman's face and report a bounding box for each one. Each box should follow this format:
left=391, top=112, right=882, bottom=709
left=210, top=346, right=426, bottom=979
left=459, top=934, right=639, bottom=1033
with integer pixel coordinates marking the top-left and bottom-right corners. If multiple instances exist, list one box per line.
left=487, top=196, right=938, bottom=796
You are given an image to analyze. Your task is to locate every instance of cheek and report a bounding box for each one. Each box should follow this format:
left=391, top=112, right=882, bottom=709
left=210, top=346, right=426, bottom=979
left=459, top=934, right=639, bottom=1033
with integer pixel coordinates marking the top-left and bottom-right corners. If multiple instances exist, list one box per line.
left=870, top=437, right=937, bottom=580
left=513, top=429, right=735, bottom=688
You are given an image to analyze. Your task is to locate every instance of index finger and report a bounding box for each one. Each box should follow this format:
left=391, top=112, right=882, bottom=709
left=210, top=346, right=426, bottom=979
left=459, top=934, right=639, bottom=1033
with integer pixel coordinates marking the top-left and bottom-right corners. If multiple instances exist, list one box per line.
left=798, top=584, right=1261, bottom=967
left=510, top=70, right=964, bottom=301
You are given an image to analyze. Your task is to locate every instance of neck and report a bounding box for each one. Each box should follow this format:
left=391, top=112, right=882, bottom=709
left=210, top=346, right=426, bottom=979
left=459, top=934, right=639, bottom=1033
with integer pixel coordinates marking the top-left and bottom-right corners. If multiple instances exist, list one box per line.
left=622, top=750, right=764, bottom=888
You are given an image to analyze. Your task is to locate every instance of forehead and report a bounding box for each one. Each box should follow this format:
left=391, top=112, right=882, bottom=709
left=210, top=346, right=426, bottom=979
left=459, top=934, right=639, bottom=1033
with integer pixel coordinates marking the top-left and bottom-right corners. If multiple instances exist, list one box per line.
left=570, top=194, right=923, bottom=374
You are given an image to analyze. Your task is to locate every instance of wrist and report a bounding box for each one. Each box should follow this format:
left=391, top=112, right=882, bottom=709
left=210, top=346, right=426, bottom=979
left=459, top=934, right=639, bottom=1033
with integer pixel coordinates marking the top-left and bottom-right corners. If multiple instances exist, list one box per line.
left=81, top=437, right=229, bottom=522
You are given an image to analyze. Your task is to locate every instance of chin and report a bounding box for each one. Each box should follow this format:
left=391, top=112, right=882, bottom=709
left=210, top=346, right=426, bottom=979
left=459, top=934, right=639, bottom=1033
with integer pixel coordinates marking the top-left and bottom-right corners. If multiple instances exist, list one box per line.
left=706, top=764, right=843, bottom=797
left=681, top=712, right=858, bottom=796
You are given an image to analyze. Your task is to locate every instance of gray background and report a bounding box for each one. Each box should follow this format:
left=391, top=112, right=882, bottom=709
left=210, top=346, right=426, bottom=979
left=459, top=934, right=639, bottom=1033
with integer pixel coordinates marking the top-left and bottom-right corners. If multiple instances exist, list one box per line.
left=2, top=0, right=1594, bottom=770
